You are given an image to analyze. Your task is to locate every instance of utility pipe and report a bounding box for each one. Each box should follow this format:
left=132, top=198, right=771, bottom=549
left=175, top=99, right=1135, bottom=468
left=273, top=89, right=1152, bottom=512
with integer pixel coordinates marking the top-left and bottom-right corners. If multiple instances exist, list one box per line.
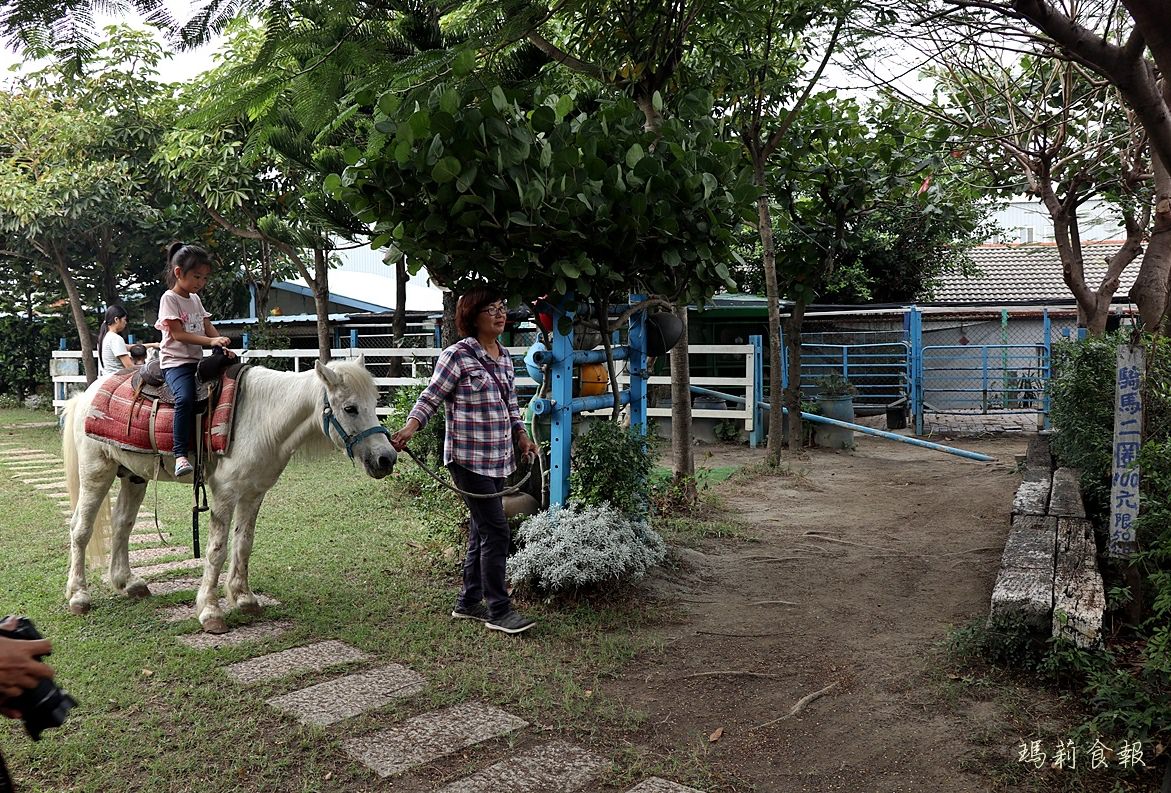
left=689, top=386, right=996, bottom=463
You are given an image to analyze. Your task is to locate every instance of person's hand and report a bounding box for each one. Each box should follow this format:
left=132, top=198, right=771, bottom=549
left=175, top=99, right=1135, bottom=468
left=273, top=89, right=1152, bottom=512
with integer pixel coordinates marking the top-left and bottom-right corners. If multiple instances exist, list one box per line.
left=517, top=435, right=539, bottom=461
left=210, top=336, right=231, bottom=348
left=0, top=619, right=54, bottom=713
left=390, top=425, right=416, bottom=452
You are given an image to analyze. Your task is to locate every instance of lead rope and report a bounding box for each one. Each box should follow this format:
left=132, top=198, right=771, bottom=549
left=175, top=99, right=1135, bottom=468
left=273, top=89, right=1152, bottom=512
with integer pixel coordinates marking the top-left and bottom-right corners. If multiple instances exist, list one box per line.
left=401, top=445, right=538, bottom=500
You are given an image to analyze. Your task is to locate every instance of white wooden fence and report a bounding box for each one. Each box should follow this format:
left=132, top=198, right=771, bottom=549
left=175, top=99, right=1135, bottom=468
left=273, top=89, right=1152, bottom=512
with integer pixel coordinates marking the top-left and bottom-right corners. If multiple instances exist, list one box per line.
left=50, top=343, right=758, bottom=432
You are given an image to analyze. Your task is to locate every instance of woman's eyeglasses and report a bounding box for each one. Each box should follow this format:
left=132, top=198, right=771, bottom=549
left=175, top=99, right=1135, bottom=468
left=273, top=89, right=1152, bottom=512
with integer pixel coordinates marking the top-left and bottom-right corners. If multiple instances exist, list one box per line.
left=479, top=304, right=508, bottom=317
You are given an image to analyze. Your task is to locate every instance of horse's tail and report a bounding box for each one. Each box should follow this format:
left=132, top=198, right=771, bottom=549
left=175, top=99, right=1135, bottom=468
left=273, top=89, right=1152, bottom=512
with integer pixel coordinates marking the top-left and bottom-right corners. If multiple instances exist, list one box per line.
left=62, top=394, right=111, bottom=568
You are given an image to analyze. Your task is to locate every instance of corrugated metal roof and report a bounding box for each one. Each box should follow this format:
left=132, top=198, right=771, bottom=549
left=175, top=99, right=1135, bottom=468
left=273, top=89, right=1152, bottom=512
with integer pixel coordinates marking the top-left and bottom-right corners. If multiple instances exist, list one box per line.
left=932, top=242, right=1138, bottom=304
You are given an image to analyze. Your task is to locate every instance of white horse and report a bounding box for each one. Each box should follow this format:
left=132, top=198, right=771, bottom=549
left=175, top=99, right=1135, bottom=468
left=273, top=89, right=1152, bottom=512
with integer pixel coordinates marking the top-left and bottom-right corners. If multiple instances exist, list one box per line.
left=62, top=358, right=396, bottom=633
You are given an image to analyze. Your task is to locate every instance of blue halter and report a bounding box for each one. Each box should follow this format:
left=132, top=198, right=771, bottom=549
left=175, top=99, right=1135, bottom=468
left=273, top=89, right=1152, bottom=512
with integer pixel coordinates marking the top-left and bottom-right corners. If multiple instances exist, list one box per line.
left=321, top=391, right=392, bottom=460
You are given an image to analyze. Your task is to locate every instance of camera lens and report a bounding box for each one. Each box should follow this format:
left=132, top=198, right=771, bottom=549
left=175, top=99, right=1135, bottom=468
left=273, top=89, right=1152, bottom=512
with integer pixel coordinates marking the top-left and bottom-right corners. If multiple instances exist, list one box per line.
left=15, top=680, right=77, bottom=741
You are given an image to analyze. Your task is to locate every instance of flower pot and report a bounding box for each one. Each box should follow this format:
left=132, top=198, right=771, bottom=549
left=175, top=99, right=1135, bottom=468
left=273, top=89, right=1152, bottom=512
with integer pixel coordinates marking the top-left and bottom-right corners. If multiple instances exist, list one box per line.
left=814, top=395, right=855, bottom=450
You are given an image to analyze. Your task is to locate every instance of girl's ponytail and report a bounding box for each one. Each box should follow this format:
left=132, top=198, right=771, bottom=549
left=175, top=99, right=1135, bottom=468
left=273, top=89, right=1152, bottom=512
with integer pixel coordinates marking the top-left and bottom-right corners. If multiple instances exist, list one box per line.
left=163, top=241, right=211, bottom=288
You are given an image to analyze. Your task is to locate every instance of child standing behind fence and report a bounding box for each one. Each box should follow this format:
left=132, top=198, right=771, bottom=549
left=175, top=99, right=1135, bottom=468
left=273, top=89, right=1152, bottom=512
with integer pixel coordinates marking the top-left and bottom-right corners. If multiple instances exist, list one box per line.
left=154, top=242, right=233, bottom=478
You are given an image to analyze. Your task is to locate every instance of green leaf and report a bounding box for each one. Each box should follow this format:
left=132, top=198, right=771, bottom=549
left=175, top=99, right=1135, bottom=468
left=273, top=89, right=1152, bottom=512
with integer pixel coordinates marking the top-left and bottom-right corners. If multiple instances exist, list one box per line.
left=701, top=172, right=717, bottom=200
left=440, top=88, right=460, bottom=115
left=427, top=134, right=444, bottom=163
left=432, top=156, right=461, bottom=183
left=677, top=89, right=714, bottom=120
left=377, top=92, right=401, bottom=117
left=663, top=248, right=681, bottom=267
left=343, top=146, right=362, bottom=166
left=408, top=110, right=431, bottom=139
left=554, top=95, right=573, bottom=121
left=625, top=143, right=644, bottom=169
left=652, top=91, right=663, bottom=112
left=452, top=49, right=477, bottom=77
left=491, top=86, right=508, bottom=113
left=508, top=211, right=535, bottom=227
left=394, top=140, right=412, bottom=165
left=322, top=173, right=341, bottom=193
left=392, top=222, right=405, bottom=240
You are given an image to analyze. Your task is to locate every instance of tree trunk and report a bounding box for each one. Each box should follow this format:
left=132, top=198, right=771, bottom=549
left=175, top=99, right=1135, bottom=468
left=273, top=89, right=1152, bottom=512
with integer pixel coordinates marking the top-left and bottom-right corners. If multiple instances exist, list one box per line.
left=669, top=303, right=696, bottom=504
left=441, top=290, right=458, bottom=347
left=52, top=248, right=97, bottom=384
left=1137, top=146, right=1171, bottom=328
left=389, top=256, right=408, bottom=377
left=755, top=163, right=785, bottom=466
left=312, top=247, right=332, bottom=362
left=782, top=298, right=807, bottom=452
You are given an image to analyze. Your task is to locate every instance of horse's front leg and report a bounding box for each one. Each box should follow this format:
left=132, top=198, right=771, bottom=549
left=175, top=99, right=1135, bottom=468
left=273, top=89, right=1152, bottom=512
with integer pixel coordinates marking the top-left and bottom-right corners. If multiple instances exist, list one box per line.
left=108, top=476, right=149, bottom=598
left=196, top=492, right=235, bottom=634
left=226, top=495, right=266, bottom=615
left=66, top=467, right=119, bottom=615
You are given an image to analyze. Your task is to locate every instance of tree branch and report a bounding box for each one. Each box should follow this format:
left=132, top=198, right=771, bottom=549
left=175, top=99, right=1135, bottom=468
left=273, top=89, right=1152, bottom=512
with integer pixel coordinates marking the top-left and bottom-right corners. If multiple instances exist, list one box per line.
left=526, top=31, right=604, bottom=80
left=762, top=12, right=845, bottom=160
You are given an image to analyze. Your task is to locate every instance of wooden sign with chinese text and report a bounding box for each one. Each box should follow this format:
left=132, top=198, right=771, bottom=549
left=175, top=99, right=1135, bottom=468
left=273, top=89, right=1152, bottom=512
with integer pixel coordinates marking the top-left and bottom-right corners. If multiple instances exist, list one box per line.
left=1108, top=344, right=1143, bottom=557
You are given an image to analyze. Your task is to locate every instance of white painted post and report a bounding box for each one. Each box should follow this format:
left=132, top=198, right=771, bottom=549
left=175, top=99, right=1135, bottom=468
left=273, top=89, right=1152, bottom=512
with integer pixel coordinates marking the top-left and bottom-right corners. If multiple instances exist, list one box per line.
left=1108, top=344, right=1144, bottom=558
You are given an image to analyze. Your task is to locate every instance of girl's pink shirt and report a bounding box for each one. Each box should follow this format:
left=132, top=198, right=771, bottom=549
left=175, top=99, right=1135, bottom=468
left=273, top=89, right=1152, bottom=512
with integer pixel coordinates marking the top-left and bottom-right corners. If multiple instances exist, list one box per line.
left=154, top=290, right=210, bottom=368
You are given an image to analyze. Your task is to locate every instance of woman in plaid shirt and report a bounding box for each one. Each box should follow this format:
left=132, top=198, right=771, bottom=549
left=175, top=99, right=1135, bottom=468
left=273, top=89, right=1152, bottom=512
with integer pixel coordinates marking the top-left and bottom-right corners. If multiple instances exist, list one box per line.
left=391, top=286, right=540, bottom=635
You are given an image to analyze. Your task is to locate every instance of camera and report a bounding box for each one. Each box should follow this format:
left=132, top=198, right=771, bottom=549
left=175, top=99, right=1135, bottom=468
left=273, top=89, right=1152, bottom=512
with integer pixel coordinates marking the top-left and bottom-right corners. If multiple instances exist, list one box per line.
left=0, top=616, right=76, bottom=740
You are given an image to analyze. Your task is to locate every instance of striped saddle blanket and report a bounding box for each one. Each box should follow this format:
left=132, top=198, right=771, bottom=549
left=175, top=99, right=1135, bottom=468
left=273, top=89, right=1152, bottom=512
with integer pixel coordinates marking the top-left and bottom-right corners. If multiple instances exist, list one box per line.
left=84, top=364, right=248, bottom=456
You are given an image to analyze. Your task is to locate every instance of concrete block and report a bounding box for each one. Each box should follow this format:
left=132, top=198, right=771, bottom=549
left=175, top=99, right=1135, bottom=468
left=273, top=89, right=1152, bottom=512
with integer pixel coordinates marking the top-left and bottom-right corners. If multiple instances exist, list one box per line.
left=343, top=702, right=527, bottom=778
left=438, top=741, right=608, bottom=793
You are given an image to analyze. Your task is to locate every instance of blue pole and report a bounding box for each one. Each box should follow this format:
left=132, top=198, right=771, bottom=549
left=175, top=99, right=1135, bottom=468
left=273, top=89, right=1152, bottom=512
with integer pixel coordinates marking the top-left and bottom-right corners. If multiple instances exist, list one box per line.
left=532, top=347, right=630, bottom=367
left=981, top=346, right=989, bottom=412
left=778, top=321, right=788, bottom=392
left=750, top=334, right=764, bottom=448
left=692, top=386, right=994, bottom=463
left=242, top=332, right=251, bottom=350
left=628, top=294, right=647, bottom=434
left=910, top=307, right=924, bottom=435
left=548, top=296, right=575, bottom=506
left=1042, top=308, right=1051, bottom=430
left=349, top=329, right=359, bottom=350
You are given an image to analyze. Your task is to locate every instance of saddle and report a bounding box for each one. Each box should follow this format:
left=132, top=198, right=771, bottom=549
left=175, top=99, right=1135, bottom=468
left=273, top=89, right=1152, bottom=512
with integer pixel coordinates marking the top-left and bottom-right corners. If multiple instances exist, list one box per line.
left=85, top=359, right=249, bottom=457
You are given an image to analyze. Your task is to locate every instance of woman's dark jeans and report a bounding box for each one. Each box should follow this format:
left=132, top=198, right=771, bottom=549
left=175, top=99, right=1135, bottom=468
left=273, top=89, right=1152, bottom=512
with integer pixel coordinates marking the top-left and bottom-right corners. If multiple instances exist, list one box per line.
left=448, top=463, right=511, bottom=618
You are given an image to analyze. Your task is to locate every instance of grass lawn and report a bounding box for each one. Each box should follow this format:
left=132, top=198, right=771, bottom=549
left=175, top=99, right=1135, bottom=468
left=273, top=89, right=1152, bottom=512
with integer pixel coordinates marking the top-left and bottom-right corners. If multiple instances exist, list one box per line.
left=0, top=423, right=723, bottom=792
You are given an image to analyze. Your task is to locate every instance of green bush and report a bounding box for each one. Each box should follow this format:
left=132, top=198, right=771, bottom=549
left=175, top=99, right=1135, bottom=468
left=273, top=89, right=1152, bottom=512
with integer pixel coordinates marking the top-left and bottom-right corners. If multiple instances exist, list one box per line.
left=0, top=316, right=57, bottom=400
left=243, top=323, right=292, bottom=371
left=381, top=384, right=460, bottom=518
left=569, top=419, right=656, bottom=519
left=1048, top=334, right=1124, bottom=518
left=1043, top=332, right=1171, bottom=752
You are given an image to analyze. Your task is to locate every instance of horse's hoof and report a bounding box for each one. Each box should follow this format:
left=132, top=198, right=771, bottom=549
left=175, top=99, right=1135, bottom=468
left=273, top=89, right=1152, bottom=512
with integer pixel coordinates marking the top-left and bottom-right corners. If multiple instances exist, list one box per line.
left=201, top=616, right=229, bottom=635
left=236, top=599, right=263, bottom=616
left=68, top=600, right=91, bottom=616
left=125, top=581, right=150, bottom=599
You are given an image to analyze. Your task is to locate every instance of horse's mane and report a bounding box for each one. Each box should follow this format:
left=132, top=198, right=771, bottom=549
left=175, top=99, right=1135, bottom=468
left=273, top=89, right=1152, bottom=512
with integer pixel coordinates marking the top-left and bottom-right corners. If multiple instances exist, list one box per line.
left=238, top=360, right=381, bottom=460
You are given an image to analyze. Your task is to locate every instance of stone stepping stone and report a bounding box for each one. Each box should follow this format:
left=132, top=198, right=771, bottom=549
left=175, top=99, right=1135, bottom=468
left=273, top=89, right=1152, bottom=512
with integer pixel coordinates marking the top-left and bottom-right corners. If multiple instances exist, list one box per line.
left=147, top=577, right=201, bottom=596
left=20, top=473, right=60, bottom=481
left=224, top=640, right=369, bottom=685
left=266, top=665, right=426, bottom=726
left=128, top=546, right=188, bottom=564
left=159, top=594, right=281, bottom=624
left=33, top=481, right=67, bottom=491
left=343, top=702, right=528, bottom=779
left=437, top=741, right=607, bottom=793
left=134, top=558, right=202, bottom=578
left=6, top=462, right=57, bottom=470
left=626, top=779, right=706, bottom=793
left=129, top=534, right=169, bottom=546
left=177, top=619, right=293, bottom=650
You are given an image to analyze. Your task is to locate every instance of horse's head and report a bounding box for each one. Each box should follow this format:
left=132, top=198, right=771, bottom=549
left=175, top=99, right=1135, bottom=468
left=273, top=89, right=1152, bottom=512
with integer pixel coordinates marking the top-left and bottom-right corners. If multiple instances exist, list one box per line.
left=315, top=357, right=396, bottom=479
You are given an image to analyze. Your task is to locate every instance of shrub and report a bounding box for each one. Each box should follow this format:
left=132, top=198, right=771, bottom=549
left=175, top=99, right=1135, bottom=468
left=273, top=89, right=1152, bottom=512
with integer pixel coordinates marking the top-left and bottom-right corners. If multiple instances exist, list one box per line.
left=243, top=323, right=292, bottom=371
left=381, top=384, right=460, bottom=519
left=569, top=419, right=656, bottom=518
left=508, top=501, right=666, bottom=594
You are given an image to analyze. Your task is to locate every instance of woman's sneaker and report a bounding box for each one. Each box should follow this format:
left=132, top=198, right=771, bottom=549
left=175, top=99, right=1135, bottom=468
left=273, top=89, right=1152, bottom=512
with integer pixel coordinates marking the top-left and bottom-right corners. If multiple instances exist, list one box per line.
left=485, top=610, right=536, bottom=635
left=174, top=457, right=194, bottom=477
left=451, top=602, right=491, bottom=622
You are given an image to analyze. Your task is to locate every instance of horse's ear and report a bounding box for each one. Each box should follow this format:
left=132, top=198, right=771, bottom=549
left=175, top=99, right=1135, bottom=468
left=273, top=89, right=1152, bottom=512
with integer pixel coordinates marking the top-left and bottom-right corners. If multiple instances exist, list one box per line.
left=355, top=354, right=366, bottom=369
left=315, top=360, right=341, bottom=388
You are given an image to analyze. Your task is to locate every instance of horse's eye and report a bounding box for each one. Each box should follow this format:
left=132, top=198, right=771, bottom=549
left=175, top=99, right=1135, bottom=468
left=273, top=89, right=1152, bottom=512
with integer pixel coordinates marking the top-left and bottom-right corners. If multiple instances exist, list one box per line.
left=344, top=405, right=359, bottom=415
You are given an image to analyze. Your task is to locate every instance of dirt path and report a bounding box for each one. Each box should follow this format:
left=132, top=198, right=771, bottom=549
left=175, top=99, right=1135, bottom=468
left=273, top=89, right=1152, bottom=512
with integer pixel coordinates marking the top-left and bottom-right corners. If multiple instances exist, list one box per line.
left=610, top=435, right=1035, bottom=792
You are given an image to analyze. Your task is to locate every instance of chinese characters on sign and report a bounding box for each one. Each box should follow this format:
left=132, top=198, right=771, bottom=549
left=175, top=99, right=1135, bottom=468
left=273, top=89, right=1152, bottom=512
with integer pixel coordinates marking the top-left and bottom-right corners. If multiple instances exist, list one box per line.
left=1018, top=739, right=1145, bottom=770
left=1109, top=345, right=1144, bottom=557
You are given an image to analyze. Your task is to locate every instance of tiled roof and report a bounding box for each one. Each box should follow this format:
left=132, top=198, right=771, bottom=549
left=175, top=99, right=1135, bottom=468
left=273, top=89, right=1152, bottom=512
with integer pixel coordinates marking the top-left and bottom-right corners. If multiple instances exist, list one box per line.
left=931, top=242, right=1137, bottom=304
